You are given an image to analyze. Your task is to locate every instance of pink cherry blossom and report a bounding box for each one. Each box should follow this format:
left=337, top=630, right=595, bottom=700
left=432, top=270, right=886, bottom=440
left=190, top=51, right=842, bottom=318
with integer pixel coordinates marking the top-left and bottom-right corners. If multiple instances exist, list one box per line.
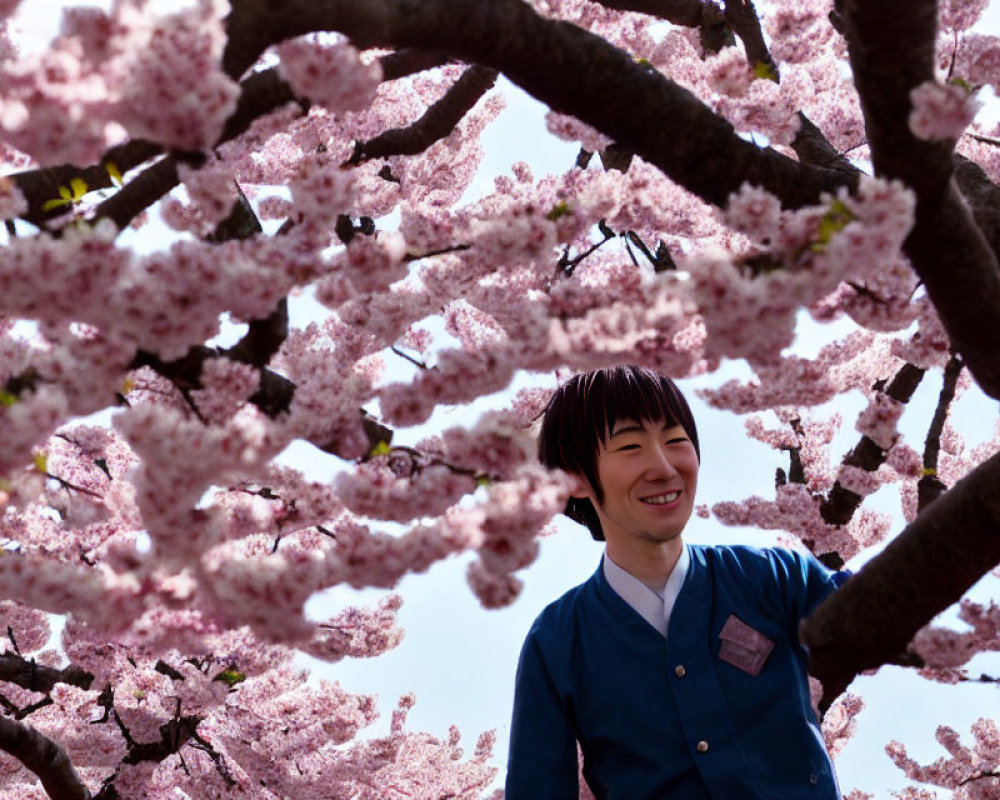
left=277, top=36, right=381, bottom=113
left=909, top=80, right=983, bottom=142
left=938, top=0, right=990, bottom=33
left=545, top=110, right=613, bottom=152
left=116, top=1, right=240, bottom=151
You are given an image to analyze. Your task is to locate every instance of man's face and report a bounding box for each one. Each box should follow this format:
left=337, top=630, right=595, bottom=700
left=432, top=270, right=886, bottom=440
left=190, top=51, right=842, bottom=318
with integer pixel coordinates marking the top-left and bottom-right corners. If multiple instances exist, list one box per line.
left=582, top=417, right=699, bottom=547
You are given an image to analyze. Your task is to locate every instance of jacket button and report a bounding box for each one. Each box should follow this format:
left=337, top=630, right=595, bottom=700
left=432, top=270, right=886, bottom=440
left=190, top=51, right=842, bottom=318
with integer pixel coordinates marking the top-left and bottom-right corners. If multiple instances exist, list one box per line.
left=696, top=740, right=709, bottom=753
left=674, top=665, right=686, bottom=677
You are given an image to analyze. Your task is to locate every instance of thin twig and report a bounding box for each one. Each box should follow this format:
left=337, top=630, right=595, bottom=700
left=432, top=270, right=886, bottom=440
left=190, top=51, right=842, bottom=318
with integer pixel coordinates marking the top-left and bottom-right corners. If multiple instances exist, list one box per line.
left=390, top=346, right=428, bottom=370
left=967, top=132, right=1000, bottom=147
left=917, top=353, right=964, bottom=511
left=557, top=224, right=615, bottom=276
left=44, top=473, right=104, bottom=500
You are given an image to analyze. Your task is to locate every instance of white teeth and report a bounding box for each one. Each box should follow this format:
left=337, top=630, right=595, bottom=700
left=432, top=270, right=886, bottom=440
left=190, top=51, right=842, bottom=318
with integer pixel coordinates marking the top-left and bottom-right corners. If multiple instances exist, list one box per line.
left=643, top=491, right=680, bottom=505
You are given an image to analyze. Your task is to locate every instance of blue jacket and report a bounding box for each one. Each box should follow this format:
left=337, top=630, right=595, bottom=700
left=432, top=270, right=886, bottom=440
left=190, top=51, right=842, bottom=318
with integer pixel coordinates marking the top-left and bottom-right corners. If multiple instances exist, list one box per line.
left=505, top=545, right=843, bottom=799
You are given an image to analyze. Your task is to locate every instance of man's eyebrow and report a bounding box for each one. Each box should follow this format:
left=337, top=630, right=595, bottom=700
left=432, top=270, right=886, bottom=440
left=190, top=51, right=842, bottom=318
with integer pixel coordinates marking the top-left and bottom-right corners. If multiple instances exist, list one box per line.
left=608, top=420, right=681, bottom=438
left=608, top=422, right=644, bottom=437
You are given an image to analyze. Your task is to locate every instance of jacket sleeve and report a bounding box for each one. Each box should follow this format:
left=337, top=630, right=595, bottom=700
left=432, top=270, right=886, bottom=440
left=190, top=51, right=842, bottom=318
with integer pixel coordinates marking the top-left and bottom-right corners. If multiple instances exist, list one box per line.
left=505, top=627, right=580, bottom=800
left=766, top=548, right=849, bottom=636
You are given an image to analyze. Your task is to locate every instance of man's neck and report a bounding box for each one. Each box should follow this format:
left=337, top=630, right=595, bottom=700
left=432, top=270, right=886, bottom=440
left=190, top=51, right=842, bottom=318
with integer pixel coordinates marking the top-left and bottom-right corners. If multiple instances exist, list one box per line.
left=604, top=536, right=684, bottom=593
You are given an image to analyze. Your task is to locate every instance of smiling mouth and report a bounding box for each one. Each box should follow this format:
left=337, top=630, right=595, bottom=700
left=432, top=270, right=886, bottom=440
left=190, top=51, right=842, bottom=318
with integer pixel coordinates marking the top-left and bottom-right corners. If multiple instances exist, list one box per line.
left=641, top=491, right=681, bottom=505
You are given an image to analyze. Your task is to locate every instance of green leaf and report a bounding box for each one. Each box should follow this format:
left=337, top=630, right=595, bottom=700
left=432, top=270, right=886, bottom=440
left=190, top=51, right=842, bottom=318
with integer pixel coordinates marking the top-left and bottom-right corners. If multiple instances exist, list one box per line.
left=105, top=161, right=123, bottom=186
left=69, top=177, right=88, bottom=201
left=0, top=391, right=17, bottom=407
left=369, top=440, right=392, bottom=458
left=812, top=198, right=855, bottom=251
left=41, top=196, right=72, bottom=212
left=546, top=201, right=571, bottom=222
left=214, top=667, right=246, bottom=688
left=753, top=61, right=778, bottom=83
left=33, top=451, right=48, bottom=474
left=42, top=179, right=89, bottom=212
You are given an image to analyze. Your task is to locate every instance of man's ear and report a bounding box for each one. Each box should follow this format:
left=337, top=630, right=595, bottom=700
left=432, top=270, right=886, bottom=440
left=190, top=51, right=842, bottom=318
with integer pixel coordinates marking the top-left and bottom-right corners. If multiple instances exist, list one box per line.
left=567, top=473, right=594, bottom=500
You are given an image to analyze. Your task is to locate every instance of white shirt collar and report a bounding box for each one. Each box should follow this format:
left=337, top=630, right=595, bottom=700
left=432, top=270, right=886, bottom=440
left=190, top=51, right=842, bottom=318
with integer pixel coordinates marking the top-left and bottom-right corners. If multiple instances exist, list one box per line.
left=602, top=545, right=690, bottom=639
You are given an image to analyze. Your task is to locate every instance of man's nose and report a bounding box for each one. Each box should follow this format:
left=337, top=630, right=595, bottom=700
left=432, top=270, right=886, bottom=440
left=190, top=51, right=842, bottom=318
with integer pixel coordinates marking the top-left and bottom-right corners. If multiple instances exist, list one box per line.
left=644, top=442, right=679, bottom=478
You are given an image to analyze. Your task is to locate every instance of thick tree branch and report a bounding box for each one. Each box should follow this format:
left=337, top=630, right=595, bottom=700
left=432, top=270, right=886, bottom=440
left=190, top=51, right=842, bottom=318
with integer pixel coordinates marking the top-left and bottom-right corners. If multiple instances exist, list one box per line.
left=820, top=362, right=925, bottom=526
left=791, top=112, right=858, bottom=176
left=9, top=141, right=162, bottom=229
left=227, top=298, right=289, bottom=369
left=9, top=45, right=456, bottom=232
left=917, top=353, right=963, bottom=510
left=841, top=0, right=947, bottom=196
left=0, top=716, right=91, bottom=800
left=794, top=117, right=1000, bottom=262
left=13, top=69, right=296, bottom=233
left=594, top=0, right=722, bottom=28
left=93, top=63, right=313, bottom=231
left=953, top=154, right=1000, bottom=259
left=217, top=67, right=304, bottom=145
left=720, top=0, right=774, bottom=73
left=11, top=63, right=306, bottom=231
left=841, top=0, right=1000, bottom=400
left=801, top=449, right=1000, bottom=704
left=129, top=315, right=295, bottom=421
left=223, top=0, right=853, bottom=210
left=127, top=195, right=295, bottom=418
left=121, top=714, right=201, bottom=765
left=595, top=0, right=731, bottom=53
left=93, top=155, right=183, bottom=234
left=346, top=65, right=498, bottom=165
left=222, top=49, right=453, bottom=144
left=86, top=52, right=460, bottom=231
left=379, top=48, right=453, bottom=80
left=0, top=654, right=94, bottom=694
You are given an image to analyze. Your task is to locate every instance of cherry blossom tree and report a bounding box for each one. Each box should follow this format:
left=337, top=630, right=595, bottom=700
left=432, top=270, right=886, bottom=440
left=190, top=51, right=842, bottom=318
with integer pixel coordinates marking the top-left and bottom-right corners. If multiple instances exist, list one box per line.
left=0, top=0, right=998, bottom=797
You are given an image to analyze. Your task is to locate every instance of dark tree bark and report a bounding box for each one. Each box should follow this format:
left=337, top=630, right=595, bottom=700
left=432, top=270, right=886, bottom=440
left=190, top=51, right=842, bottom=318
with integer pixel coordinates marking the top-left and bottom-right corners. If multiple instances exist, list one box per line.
left=840, top=0, right=1000, bottom=399
left=223, top=0, right=853, bottom=210
left=802, top=451, right=1000, bottom=703
left=0, top=717, right=91, bottom=800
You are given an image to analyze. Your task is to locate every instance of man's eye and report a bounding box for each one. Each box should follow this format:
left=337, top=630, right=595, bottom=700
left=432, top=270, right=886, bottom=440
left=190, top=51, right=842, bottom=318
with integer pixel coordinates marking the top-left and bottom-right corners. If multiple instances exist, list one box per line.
left=666, top=437, right=687, bottom=445
left=618, top=444, right=640, bottom=451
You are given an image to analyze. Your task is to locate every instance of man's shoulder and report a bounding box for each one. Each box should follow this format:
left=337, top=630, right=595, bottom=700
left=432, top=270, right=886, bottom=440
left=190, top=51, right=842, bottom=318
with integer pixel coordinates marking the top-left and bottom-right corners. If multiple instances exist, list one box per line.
left=525, top=570, right=599, bottom=641
left=688, top=544, right=798, bottom=570
left=691, top=542, right=818, bottom=573
left=690, top=543, right=831, bottom=596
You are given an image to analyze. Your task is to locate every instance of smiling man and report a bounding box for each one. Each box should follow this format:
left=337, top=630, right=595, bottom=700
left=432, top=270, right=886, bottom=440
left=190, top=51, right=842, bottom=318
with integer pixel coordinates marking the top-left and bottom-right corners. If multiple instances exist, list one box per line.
left=505, top=365, right=846, bottom=800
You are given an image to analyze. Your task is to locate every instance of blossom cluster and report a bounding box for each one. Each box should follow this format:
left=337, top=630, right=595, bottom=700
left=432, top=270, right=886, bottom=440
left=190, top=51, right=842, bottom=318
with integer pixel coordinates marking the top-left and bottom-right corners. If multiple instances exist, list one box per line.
left=0, top=0, right=238, bottom=165
left=912, top=600, right=1000, bottom=671
left=277, top=36, right=382, bottom=113
left=909, top=80, right=982, bottom=142
left=887, top=720, right=1000, bottom=800
left=693, top=178, right=916, bottom=364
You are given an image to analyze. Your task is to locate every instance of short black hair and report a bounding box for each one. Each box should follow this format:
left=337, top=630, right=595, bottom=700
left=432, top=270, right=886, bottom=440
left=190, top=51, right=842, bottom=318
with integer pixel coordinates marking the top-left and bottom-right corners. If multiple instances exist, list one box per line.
left=538, top=365, right=700, bottom=541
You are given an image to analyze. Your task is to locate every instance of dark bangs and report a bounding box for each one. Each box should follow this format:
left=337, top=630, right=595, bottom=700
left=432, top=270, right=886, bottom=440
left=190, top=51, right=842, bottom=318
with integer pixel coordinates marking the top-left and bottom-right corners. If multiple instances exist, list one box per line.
left=538, top=365, right=700, bottom=541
